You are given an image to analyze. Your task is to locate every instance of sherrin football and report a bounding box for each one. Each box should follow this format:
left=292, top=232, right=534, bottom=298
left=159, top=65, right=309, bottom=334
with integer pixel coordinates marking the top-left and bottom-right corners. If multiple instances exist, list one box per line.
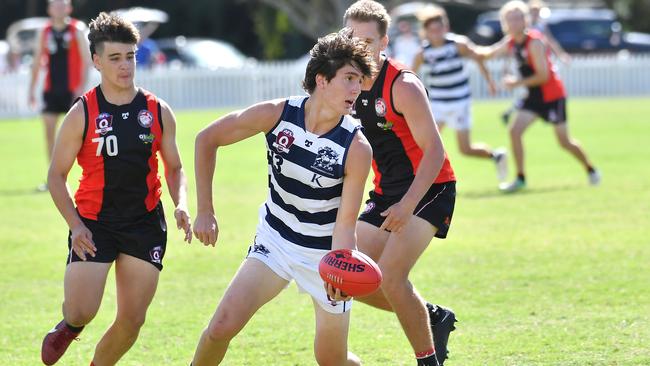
left=319, top=249, right=382, bottom=297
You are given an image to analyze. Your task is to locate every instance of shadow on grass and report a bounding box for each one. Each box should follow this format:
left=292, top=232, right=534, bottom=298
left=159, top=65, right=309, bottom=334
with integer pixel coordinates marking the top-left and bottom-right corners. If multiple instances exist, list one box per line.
left=460, top=184, right=582, bottom=199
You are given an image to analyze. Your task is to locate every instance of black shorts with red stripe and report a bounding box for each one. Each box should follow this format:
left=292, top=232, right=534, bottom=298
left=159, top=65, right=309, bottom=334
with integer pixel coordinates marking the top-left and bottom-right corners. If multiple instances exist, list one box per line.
left=518, top=97, right=567, bottom=124
left=358, top=181, right=456, bottom=239
left=67, top=203, right=167, bottom=270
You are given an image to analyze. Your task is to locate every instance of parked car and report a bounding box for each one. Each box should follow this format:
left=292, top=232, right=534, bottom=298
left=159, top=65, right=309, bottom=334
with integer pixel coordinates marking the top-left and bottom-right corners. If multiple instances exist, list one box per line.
left=157, top=36, right=250, bottom=69
left=470, top=8, right=650, bottom=53
left=5, top=17, right=49, bottom=70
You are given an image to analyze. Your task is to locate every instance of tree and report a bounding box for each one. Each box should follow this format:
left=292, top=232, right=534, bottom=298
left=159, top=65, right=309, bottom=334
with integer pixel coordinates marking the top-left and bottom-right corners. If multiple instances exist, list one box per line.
left=250, top=0, right=405, bottom=40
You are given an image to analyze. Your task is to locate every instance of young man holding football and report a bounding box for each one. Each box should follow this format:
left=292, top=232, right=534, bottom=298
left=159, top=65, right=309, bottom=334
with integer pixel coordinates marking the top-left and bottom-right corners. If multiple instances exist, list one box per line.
left=41, top=12, right=191, bottom=365
left=190, top=29, right=375, bottom=365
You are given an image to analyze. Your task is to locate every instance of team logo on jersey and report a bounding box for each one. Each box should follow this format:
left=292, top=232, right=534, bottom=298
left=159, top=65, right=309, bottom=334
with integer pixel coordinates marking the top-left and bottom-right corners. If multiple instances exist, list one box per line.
left=361, top=99, right=368, bottom=106
left=122, top=112, right=129, bottom=119
left=95, top=113, right=113, bottom=135
left=139, top=133, right=155, bottom=144
left=374, top=98, right=387, bottom=117
left=272, top=128, right=295, bottom=154
left=311, top=146, right=339, bottom=176
left=137, top=110, right=154, bottom=128
left=149, top=246, right=163, bottom=264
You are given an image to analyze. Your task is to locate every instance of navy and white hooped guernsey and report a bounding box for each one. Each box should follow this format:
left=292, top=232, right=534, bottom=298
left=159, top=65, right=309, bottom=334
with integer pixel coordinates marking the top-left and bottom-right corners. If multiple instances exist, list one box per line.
left=258, top=96, right=361, bottom=250
left=421, top=35, right=471, bottom=102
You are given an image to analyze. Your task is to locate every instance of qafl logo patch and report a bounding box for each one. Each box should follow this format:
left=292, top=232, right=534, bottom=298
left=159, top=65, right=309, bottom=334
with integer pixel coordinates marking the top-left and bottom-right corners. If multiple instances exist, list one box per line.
left=272, top=128, right=295, bottom=154
left=137, top=110, right=154, bottom=128
left=374, top=98, right=387, bottom=117
left=94, top=113, right=113, bottom=135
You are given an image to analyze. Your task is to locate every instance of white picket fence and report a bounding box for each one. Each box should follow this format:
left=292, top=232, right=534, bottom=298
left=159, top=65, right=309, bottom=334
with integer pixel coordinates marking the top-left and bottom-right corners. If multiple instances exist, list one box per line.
left=1, top=53, right=649, bottom=119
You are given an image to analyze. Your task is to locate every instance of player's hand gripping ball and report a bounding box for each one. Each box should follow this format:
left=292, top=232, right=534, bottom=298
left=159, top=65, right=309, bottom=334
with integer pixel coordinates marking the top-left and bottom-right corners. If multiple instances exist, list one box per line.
left=319, top=249, right=382, bottom=297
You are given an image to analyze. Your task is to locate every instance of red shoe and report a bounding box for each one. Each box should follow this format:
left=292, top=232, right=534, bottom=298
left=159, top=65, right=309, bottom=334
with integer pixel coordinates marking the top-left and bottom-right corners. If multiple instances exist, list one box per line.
left=41, top=320, right=81, bottom=365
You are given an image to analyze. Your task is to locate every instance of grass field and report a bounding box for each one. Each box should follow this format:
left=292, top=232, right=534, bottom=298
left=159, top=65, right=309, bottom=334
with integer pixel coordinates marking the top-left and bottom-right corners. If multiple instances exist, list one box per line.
left=1, top=98, right=649, bottom=365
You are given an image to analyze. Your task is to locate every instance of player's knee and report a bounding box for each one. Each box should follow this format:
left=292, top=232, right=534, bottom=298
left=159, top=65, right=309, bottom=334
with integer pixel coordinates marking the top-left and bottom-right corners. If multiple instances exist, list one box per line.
left=205, top=312, right=241, bottom=342
left=458, top=143, right=472, bottom=155
left=557, top=136, right=574, bottom=149
left=118, top=312, right=147, bottom=333
left=378, top=267, right=408, bottom=297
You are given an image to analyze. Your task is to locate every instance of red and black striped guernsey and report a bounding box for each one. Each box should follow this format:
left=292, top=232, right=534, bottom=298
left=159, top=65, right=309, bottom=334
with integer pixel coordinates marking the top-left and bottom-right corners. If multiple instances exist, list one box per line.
left=74, top=86, right=163, bottom=221
left=352, top=58, right=456, bottom=197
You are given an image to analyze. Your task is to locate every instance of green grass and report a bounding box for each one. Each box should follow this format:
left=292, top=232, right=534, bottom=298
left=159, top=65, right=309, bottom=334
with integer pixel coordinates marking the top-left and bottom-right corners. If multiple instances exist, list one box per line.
left=1, top=98, right=649, bottom=365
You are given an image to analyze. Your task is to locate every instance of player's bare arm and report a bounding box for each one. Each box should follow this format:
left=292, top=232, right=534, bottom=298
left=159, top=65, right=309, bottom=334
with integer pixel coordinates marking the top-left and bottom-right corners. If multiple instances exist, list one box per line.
left=457, top=36, right=497, bottom=95
left=411, top=51, right=424, bottom=73
left=159, top=99, right=192, bottom=243
left=325, top=130, right=372, bottom=301
left=478, top=35, right=511, bottom=60
left=381, top=73, right=445, bottom=233
left=193, top=99, right=285, bottom=246
left=47, top=101, right=96, bottom=260
left=28, top=29, right=44, bottom=107
left=504, top=39, right=549, bottom=89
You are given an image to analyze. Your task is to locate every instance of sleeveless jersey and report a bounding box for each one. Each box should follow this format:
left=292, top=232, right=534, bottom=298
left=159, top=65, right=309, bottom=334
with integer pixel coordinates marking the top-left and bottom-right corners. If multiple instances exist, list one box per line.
left=260, top=96, right=361, bottom=250
left=509, top=29, right=566, bottom=102
left=75, top=86, right=163, bottom=221
left=352, top=58, right=455, bottom=197
left=421, top=36, right=471, bottom=102
left=41, top=19, right=83, bottom=93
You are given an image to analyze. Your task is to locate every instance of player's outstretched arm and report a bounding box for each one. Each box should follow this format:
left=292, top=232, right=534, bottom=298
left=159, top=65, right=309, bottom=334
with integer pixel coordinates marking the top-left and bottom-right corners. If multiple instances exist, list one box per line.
left=457, top=36, right=497, bottom=95
left=411, top=51, right=425, bottom=73
left=74, top=21, right=91, bottom=97
left=47, top=101, right=96, bottom=260
left=380, top=73, right=445, bottom=233
left=159, top=100, right=192, bottom=243
left=193, top=99, right=285, bottom=246
left=477, top=35, right=511, bottom=60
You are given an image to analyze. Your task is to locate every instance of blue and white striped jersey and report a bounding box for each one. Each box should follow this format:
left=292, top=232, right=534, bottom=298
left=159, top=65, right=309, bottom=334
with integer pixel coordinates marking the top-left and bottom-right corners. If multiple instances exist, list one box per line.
left=258, top=96, right=361, bottom=250
left=421, top=35, right=471, bottom=102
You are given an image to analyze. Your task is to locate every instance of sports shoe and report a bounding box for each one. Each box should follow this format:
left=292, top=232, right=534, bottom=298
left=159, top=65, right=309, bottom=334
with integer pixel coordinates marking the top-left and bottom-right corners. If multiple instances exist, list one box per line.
left=492, top=148, right=508, bottom=183
left=501, top=109, right=512, bottom=125
left=499, top=177, right=526, bottom=193
left=588, top=169, right=601, bottom=186
left=427, top=303, right=457, bottom=365
left=41, top=320, right=81, bottom=365
left=36, top=183, right=48, bottom=193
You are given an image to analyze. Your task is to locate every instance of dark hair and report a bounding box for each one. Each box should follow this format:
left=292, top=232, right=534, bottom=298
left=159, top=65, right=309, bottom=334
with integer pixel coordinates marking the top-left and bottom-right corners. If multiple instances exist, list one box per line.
left=302, top=28, right=376, bottom=94
left=343, top=0, right=391, bottom=37
left=88, top=12, right=140, bottom=56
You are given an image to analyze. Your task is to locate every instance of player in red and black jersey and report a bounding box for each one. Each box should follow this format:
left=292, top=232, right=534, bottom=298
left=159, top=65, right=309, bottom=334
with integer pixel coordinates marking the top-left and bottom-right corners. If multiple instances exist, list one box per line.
left=41, top=12, right=191, bottom=366
left=29, top=0, right=91, bottom=191
left=480, top=1, right=600, bottom=192
left=345, top=2, right=456, bottom=365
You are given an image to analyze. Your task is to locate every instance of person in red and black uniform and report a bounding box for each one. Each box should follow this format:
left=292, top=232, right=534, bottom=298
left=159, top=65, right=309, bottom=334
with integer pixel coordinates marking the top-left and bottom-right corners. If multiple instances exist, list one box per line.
left=41, top=12, right=191, bottom=366
left=344, top=2, right=457, bottom=365
left=29, top=0, right=91, bottom=191
left=480, top=0, right=600, bottom=192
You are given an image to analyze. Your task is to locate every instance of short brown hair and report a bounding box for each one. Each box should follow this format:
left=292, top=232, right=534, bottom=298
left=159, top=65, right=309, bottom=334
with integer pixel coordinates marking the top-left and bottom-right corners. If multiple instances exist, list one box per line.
left=88, top=12, right=140, bottom=56
left=417, top=5, right=449, bottom=29
left=343, top=0, right=391, bottom=37
left=302, top=28, right=376, bottom=94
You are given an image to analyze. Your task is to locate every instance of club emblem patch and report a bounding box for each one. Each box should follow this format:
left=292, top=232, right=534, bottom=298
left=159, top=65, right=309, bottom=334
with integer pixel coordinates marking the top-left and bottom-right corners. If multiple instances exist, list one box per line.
left=138, top=110, right=154, bottom=128
left=374, top=98, right=387, bottom=117
left=149, top=246, right=162, bottom=264
left=311, top=146, right=339, bottom=176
